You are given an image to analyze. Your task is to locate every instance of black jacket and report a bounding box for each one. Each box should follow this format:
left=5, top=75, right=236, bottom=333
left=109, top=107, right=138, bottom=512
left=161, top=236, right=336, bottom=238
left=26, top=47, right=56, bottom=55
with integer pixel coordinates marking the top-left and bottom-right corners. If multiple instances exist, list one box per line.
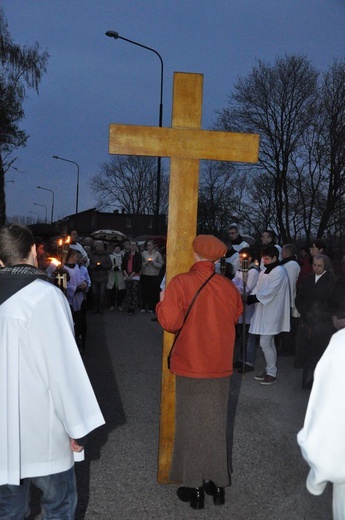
left=122, top=251, right=142, bottom=275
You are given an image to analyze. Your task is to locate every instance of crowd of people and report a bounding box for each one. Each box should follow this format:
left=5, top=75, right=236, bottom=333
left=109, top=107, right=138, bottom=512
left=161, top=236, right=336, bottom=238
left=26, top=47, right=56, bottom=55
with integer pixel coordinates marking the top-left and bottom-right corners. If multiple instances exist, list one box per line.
left=2, top=222, right=345, bottom=518
left=222, top=226, right=343, bottom=392
left=35, top=231, right=166, bottom=348
left=34, top=224, right=343, bottom=391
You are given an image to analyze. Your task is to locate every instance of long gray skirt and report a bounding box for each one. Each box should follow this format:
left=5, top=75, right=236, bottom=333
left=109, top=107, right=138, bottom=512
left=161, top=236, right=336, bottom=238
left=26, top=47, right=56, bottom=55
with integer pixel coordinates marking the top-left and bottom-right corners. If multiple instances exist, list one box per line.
left=170, top=375, right=231, bottom=488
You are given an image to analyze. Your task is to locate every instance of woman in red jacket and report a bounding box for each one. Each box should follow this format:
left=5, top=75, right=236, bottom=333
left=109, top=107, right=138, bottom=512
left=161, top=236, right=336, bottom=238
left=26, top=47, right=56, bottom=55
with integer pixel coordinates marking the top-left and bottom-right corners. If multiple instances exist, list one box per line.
left=156, top=235, right=243, bottom=510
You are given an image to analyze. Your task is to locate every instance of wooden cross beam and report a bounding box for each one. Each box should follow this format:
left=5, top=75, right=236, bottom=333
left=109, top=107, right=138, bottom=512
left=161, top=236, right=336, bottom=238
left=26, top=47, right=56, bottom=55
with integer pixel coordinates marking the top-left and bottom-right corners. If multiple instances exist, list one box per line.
left=108, top=72, right=259, bottom=483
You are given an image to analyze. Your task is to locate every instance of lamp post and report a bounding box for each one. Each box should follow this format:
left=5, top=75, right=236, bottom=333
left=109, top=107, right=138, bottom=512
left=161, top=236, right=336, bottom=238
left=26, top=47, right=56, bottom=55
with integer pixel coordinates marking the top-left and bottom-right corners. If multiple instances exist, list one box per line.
left=29, top=211, right=39, bottom=223
left=105, top=30, right=164, bottom=232
left=52, top=156, right=80, bottom=220
left=33, top=203, right=48, bottom=223
left=37, top=186, right=55, bottom=224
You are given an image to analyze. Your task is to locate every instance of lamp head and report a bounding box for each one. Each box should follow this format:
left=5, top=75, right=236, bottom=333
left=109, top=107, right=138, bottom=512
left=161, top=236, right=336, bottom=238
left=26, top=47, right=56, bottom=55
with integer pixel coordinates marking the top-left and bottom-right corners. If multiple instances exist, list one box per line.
left=105, top=30, right=119, bottom=39
left=52, top=155, right=59, bottom=159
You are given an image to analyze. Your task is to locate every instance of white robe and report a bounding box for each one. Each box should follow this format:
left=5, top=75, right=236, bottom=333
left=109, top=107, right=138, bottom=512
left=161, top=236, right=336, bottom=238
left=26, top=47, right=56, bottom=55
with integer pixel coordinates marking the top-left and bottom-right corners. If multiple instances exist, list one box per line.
left=69, top=242, right=90, bottom=267
left=232, top=267, right=259, bottom=324
left=297, top=329, right=345, bottom=495
left=282, top=260, right=300, bottom=316
left=0, top=279, right=105, bottom=485
left=249, top=265, right=290, bottom=335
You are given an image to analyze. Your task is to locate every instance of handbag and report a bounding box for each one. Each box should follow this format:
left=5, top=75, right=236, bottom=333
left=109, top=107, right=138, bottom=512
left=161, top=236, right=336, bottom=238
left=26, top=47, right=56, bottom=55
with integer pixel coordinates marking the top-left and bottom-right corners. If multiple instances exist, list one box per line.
left=167, top=271, right=216, bottom=369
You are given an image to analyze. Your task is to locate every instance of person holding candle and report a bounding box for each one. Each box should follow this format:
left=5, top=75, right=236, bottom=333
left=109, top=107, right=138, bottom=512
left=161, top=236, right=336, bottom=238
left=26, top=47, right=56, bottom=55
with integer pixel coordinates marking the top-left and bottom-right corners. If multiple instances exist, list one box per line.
left=232, top=247, right=259, bottom=373
left=64, top=248, right=91, bottom=349
left=88, top=240, right=112, bottom=314
left=140, top=239, right=163, bottom=314
left=107, top=243, right=126, bottom=311
left=69, top=229, right=89, bottom=267
left=247, top=245, right=290, bottom=385
left=122, top=240, right=142, bottom=314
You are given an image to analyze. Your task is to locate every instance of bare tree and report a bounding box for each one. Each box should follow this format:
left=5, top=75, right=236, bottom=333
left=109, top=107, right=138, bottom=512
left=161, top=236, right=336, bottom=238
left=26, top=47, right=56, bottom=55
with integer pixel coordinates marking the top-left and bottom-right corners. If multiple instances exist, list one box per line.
left=91, top=155, right=168, bottom=219
left=216, top=54, right=318, bottom=242
left=316, top=60, right=345, bottom=237
left=197, top=161, right=237, bottom=235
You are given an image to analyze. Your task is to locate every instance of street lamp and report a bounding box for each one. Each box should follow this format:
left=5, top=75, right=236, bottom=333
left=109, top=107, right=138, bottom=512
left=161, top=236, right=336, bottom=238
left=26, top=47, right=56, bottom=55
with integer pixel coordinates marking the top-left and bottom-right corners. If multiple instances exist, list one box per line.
left=105, top=30, right=164, bottom=232
left=52, top=156, right=80, bottom=218
left=29, top=211, right=39, bottom=223
left=37, top=186, right=55, bottom=224
left=33, top=202, right=48, bottom=224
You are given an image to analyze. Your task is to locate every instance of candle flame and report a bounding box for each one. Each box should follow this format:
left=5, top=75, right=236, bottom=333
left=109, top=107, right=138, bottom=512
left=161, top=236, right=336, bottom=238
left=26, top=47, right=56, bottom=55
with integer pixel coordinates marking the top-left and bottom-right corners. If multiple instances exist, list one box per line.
left=65, top=236, right=70, bottom=244
left=58, top=239, right=63, bottom=246
left=48, top=257, right=61, bottom=267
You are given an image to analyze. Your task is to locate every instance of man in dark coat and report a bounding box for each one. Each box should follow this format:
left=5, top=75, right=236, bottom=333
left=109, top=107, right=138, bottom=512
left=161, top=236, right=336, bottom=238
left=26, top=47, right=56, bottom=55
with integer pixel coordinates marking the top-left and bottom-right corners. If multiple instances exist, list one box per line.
left=295, top=254, right=336, bottom=389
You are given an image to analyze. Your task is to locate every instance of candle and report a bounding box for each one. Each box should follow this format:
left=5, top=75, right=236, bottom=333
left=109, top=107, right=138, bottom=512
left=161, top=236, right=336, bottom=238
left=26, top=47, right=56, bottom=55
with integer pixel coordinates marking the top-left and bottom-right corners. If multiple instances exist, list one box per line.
left=48, top=257, right=61, bottom=267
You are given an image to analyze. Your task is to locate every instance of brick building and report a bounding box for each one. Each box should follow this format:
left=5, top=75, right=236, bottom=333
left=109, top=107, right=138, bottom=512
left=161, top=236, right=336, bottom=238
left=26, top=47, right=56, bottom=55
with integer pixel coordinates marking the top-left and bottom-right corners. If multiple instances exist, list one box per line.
left=55, top=208, right=167, bottom=238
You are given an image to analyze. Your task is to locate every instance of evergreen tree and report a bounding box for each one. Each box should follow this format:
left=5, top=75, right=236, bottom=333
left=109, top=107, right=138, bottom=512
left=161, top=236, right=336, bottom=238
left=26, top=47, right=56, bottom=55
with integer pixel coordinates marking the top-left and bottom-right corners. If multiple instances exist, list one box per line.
left=0, top=8, right=48, bottom=224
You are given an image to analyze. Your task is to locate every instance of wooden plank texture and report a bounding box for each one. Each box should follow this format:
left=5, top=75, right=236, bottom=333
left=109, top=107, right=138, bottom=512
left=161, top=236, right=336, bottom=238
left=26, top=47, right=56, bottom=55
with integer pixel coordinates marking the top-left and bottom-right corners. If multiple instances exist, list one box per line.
left=109, top=125, right=259, bottom=163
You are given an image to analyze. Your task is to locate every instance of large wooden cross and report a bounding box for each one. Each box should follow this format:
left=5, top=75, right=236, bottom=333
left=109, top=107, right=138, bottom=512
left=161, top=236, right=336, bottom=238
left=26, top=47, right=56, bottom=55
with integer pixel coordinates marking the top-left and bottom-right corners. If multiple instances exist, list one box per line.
left=108, top=72, right=259, bottom=483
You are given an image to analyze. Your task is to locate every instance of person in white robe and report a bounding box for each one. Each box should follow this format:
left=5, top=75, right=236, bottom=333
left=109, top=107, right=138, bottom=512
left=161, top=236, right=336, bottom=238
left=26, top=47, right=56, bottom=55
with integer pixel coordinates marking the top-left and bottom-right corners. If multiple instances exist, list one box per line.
left=297, top=328, right=345, bottom=520
left=247, top=245, right=290, bottom=385
left=280, top=244, right=301, bottom=355
left=232, top=247, right=259, bottom=372
left=0, top=224, right=105, bottom=519
left=260, top=229, right=282, bottom=269
left=69, top=229, right=90, bottom=267
left=228, top=224, right=250, bottom=252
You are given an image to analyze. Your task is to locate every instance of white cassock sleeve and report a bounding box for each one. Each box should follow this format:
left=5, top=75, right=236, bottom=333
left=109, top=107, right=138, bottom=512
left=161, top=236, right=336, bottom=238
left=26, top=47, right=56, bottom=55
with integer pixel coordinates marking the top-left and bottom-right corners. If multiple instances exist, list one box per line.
left=297, top=329, right=345, bottom=495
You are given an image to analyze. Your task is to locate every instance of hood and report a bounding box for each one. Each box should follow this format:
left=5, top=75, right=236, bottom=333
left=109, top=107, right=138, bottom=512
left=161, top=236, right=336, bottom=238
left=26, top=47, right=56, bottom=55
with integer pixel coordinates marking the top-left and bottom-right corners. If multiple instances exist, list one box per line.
left=0, top=265, right=49, bottom=305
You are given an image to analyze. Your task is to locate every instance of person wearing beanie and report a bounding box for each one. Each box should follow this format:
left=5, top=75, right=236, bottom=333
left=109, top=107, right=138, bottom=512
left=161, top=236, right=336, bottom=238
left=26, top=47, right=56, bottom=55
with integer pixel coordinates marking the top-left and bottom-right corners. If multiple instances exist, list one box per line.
left=156, top=234, right=243, bottom=510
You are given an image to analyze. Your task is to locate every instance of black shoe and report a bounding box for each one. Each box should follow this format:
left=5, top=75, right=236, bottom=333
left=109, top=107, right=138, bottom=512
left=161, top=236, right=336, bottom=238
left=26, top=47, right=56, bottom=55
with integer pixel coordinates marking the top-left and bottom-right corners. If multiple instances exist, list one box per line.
left=203, top=481, right=225, bottom=505
left=237, top=363, right=254, bottom=373
left=176, top=487, right=204, bottom=509
left=233, top=359, right=243, bottom=369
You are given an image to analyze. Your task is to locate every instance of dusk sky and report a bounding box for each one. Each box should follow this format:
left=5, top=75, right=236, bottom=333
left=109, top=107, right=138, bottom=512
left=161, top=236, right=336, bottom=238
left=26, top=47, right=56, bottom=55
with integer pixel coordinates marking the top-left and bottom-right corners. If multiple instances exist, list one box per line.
left=2, top=0, right=345, bottom=222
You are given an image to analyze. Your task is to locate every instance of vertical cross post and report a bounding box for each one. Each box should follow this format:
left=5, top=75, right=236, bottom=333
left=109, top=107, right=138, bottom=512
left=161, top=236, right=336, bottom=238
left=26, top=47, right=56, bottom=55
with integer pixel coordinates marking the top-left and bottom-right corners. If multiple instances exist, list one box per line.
left=108, top=71, right=260, bottom=483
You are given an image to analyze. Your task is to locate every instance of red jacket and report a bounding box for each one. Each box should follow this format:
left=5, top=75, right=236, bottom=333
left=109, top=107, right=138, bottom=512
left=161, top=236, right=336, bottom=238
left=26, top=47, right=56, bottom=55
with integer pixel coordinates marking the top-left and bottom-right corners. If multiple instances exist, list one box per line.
left=156, top=261, right=243, bottom=378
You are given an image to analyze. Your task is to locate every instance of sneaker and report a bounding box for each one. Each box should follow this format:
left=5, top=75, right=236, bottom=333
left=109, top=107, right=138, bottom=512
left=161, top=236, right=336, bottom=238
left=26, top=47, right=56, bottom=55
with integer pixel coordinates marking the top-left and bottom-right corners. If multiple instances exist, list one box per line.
left=147, top=309, right=154, bottom=314
left=254, top=372, right=266, bottom=381
left=237, top=363, right=254, bottom=373
left=260, top=375, right=277, bottom=386
left=118, top=306, right=123, bottom=312
left=140, top=309, right=146, bottom=314
left=233, top=360, right=243, bottom=369
left=109, top=306, right=114, bottom=311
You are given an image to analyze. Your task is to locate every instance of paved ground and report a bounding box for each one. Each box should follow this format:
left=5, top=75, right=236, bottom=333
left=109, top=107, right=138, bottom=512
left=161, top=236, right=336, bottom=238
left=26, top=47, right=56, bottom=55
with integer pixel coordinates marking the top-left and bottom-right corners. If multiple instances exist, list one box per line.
left=36, top=309, right=334, bottom=519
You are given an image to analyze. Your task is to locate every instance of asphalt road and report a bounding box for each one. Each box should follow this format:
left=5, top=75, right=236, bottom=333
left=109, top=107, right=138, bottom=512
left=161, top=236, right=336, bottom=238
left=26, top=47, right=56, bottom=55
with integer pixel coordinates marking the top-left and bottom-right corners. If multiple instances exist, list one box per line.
left=68, top=310, right=332, bottom=519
